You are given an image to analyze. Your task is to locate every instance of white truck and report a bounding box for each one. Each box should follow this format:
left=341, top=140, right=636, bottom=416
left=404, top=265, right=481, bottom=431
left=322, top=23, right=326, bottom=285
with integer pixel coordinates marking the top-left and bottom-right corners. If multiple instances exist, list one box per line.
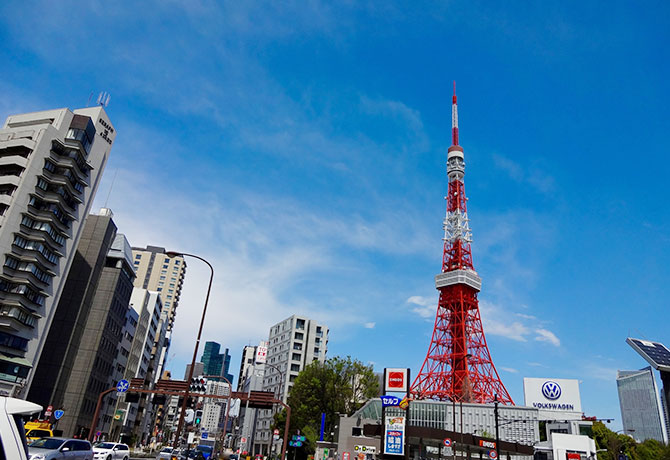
left=0, top=396, right=43, bottom=460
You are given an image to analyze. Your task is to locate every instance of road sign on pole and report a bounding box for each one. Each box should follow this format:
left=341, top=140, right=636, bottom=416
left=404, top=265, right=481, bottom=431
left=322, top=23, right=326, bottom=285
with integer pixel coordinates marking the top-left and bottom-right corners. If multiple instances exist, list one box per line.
left=116, top=379, right=129, bottom=393
left=489, top=450, right=498, bottom=459
left=443, top=438, right=452, bottom=447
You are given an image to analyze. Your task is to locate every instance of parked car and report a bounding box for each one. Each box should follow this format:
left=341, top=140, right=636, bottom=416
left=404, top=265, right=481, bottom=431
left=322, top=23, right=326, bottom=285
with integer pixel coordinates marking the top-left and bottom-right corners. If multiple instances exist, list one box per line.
left=28, top=437, right=93, bottom=460
left=174, top=448, right=206, bottom=460
left=0, top=396, right=42, bottom=460
left=93, top=442, right=130, bottom=460
left=156, top=446, right=174, bottom=459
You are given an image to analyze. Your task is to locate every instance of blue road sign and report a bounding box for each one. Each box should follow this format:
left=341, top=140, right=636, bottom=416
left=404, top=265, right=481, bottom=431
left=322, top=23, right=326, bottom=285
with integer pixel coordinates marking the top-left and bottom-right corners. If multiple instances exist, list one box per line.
left=116, top=379, right=129, bottom=393
left=381, top=395, right=401, bottom=407
left=53, top=410, right=64, bottom=420
left=202, top=432, right=208, bottom=439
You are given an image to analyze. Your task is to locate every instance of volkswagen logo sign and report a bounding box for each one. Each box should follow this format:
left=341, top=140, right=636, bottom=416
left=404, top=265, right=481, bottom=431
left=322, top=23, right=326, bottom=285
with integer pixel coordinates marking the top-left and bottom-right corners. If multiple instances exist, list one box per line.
left=542, top=381, right=561, bottom=400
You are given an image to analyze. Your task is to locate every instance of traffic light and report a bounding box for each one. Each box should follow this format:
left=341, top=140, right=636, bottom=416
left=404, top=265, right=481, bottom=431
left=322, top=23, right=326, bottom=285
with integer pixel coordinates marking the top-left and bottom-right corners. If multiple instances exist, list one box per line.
left=190, top=377, right=208, bottom=393
left=195, top=409, right=203, bottom=426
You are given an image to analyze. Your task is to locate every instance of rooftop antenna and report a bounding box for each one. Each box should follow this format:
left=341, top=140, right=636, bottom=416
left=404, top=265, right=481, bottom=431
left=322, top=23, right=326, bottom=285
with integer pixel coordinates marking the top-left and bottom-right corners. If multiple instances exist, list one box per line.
left=103, top=168, right=118, bottom=208
left=96, top=91, right=111, bottom=107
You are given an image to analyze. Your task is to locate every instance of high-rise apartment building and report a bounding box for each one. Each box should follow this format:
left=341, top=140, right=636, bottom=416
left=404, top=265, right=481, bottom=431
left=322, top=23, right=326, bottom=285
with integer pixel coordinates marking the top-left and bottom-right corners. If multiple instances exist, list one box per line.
left=111, top=288, right=162, bottom=443
left=0, top=107, right=115, bottom=396
left=617, top=367, right=668, bottom=443
left=28, top=210, right=135, bottom=437
left=237, top=345, right=257, bottom=392
left=131, top=246, right=186, bottom=382
left=255, top=316, right=329, bottom=454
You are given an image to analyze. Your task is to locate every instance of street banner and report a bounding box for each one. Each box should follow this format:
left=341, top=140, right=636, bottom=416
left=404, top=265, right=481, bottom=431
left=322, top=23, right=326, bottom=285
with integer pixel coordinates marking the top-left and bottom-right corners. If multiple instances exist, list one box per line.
left=383, top=416, right=405, bottom=456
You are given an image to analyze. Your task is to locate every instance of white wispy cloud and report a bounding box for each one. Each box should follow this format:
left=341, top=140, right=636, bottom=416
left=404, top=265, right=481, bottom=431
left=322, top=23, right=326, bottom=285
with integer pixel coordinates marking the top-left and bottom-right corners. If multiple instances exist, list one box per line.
left=406, top=295, right=435, bottom=319
left=364, top=322, right=376, bottom=329
left=535, top=328, right=561, bottom=347
left=500, top=367, right=519, bottom=373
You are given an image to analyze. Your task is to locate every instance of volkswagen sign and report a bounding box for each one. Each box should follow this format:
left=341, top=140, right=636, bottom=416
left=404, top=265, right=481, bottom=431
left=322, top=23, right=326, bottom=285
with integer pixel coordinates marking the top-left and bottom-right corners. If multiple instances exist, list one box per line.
left=523, top=377, right=582, bottom=418
left=541, top=381, right=561, bottom=400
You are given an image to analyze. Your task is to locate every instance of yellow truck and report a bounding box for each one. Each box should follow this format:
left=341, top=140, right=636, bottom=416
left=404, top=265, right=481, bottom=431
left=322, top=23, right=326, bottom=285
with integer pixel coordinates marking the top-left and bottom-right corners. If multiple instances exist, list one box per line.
left=24, top=419, right=54, bottom=441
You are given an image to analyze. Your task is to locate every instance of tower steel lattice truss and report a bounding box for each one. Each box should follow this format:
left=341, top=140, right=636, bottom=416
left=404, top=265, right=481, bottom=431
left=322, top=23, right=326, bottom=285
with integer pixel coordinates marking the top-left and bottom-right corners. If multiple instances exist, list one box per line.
left=410, top=83, right=514, bottom=405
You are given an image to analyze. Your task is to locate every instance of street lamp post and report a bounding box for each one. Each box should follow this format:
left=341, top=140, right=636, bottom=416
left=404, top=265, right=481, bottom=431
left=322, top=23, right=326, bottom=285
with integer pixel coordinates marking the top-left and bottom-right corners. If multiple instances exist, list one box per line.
left=168, top=251, right=214, bottom=450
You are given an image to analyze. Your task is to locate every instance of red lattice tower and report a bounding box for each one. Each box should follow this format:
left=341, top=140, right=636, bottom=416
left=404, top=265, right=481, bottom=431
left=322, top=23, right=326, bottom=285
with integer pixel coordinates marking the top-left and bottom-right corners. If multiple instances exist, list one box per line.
left=410, top=83, right=514, bottom=405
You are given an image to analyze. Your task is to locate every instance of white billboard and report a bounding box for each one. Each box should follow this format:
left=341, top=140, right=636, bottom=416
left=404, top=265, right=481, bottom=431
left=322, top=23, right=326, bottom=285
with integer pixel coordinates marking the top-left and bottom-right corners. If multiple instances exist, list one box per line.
left=523, top=378, right=582, bottom=413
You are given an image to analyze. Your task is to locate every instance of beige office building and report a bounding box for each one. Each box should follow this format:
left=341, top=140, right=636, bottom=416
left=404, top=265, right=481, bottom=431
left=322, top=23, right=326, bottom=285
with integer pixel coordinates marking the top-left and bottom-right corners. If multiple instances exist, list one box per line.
left=131, top=246, right=186, bottom=380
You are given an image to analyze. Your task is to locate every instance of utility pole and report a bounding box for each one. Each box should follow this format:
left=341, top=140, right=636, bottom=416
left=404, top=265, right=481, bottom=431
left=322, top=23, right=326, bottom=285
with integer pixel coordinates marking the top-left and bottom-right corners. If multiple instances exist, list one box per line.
left=494, top=394, right=500, bottom=459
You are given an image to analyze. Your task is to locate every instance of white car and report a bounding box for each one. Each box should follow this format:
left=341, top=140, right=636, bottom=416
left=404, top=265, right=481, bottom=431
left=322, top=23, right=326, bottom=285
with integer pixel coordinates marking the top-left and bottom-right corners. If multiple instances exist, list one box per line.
left=93, top=442, right=130, bottom=460
left=156, top=446, right=174, bottom=459
left=0, top=396, right=42, bottom=460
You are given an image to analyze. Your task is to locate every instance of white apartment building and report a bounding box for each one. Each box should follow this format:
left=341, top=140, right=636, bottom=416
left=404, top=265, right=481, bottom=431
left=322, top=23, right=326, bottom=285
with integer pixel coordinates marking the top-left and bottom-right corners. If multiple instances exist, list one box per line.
left=256, top=315, right=329, bottom=454
left=0, top=106, right=115, bottom=396
left=201, top=380, right=231, bottom=435
left=113, top=288, right=162, bottom=442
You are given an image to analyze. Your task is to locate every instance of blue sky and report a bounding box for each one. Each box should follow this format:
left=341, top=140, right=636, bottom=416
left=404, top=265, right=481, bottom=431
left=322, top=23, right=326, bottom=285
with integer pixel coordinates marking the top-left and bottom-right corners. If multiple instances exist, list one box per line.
left=2, top=1, right=669, bottom=429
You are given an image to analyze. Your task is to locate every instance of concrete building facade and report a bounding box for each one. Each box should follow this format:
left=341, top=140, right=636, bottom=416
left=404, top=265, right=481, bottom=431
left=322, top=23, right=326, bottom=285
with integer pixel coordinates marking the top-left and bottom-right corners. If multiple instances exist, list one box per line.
left=0, top=107, right=115, bottom=396
left=255, top=315, right=329, bottom=454
left=111, top=288, right=162, bottom=444
left=131, top=246, right=186, bottom=383
left=27, top=211, right=135, bottom=437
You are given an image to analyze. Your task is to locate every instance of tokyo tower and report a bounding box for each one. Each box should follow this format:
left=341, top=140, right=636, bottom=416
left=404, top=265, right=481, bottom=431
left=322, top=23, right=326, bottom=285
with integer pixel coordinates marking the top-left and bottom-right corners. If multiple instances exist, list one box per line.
left=410, top=84, right=514, bottom=405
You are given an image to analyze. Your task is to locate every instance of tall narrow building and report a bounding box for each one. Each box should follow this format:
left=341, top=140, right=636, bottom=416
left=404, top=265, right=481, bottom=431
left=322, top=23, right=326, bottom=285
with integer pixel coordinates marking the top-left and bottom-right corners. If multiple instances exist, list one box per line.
left=131, top=246, right=186, bottom=381
left=27, top=209, right=135, bottom=438
left=255, top=315, right=328, bottom=454
left=617, top=367, right=668, bottom=443
left=0, top=106, right=115, bottom=397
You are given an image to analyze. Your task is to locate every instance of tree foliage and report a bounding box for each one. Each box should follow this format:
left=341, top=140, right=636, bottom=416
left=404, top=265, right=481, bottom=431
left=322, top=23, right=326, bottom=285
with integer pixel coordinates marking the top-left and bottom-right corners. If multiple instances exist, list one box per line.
left=592, top=421, right=670, bottom=460
left=273, top=356, right=379, bottom=458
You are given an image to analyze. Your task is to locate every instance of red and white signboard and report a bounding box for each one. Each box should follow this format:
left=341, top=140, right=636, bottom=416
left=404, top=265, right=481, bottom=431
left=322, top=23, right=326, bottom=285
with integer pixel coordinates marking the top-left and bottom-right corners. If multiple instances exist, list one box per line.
left=241, top=437, right=247, bottom=444
left=256, top=341, right=268, bottom=364
left=274, top=429, right=279, bottom=435
left=443, top=438, right=452, bottom=447
left=384, top=368, right=409, bottom=393
left=343, top=453, right=350, bottom=460
left=44, top=405, right=53, bottom=417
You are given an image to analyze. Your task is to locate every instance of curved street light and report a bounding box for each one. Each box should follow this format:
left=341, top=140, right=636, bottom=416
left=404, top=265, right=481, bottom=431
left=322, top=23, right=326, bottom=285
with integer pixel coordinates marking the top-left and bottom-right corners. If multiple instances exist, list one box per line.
left=167, top=251, right=214, bottom=449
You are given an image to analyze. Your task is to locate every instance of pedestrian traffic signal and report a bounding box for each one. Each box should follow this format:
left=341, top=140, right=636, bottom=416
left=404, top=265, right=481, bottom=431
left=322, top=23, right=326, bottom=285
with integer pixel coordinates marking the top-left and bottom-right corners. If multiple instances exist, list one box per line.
left=195, top=409, right=203, bottom=425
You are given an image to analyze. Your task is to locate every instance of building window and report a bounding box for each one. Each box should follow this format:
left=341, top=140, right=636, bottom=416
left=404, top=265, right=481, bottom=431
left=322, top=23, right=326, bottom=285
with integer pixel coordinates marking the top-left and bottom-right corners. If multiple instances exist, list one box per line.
left=291, top=353, right=301, bottom=361
left=135, top=254, right=141, bottom=259
left=290, top=364, right=300, bottom=372
left=296, top=319, right=305, bottom=330
left=295, top=332, right=303, bottom=340
left=293, top=343, right=302, bottom=351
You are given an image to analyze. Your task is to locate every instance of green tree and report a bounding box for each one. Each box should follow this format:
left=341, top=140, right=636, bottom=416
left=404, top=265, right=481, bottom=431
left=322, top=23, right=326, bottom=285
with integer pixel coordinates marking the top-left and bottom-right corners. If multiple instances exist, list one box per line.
left=592, top=421, right=670, bottom=460
left=273, top=356, right=379, bottom=459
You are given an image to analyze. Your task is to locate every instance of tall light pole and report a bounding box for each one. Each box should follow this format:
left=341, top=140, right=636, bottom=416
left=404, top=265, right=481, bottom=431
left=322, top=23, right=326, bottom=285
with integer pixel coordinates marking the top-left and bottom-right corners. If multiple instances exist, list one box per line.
left=168, top=251, right=214, bottom=449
